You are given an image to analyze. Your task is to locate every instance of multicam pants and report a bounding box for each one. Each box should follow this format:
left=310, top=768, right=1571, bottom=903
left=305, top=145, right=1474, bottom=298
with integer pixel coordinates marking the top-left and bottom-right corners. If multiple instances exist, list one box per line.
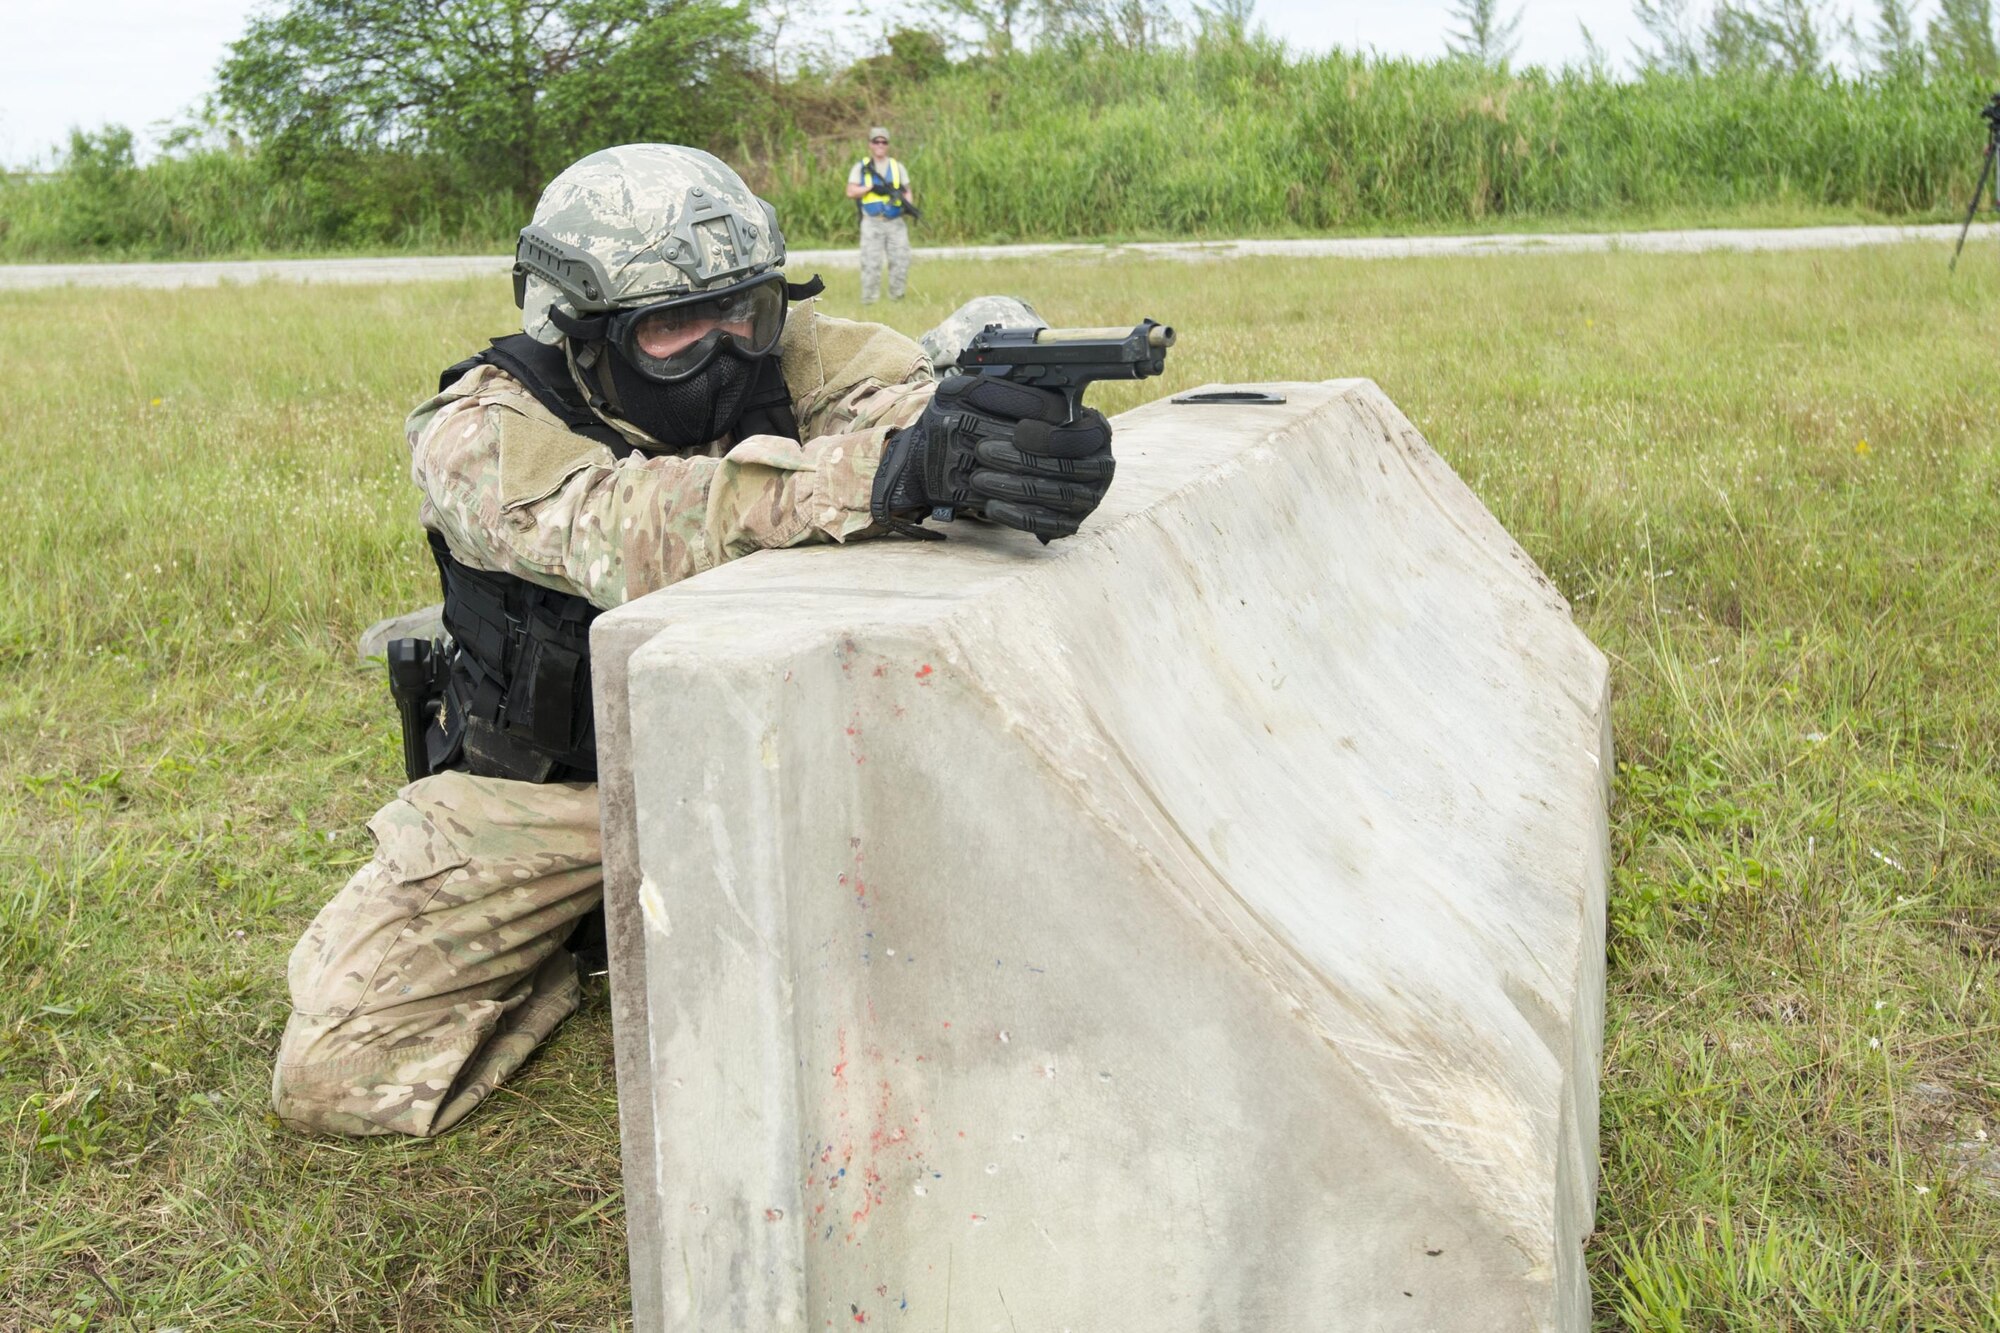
left=859, top=214, right=912, bottom=303
left=271, top=771, right=603, bottom=1138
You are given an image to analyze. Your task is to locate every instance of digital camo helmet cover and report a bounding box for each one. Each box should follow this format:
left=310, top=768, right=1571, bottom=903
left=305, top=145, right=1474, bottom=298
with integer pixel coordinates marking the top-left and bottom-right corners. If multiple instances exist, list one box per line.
left=516, top=144, right=788, bottom=345
left=919, top=295, right=1048, bottom=372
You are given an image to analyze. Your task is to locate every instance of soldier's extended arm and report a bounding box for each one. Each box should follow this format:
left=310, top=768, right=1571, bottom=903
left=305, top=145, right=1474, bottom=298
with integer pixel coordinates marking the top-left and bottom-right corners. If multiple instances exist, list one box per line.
left=410, top=349, right=939, bottom=610
left=411, top=393, right=888, bottom=611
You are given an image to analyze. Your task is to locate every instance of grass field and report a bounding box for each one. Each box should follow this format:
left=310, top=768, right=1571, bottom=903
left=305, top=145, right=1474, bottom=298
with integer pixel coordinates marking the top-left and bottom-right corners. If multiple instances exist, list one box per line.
left=6, top=51, right=1996, bottom=260
left=4, top=242, right=1999, bottom=1330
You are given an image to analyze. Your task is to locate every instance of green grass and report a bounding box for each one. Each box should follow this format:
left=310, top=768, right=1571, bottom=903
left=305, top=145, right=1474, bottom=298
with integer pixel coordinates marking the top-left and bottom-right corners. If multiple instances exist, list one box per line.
left=4, top=47, right=1998, bottom=260
left=4, top=242, right=1999, bottom=1329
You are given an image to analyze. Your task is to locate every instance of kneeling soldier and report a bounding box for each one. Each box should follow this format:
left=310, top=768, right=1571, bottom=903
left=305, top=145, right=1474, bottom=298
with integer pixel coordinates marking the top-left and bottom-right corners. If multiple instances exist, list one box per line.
left=271, top=144, right=1115, bottom=1137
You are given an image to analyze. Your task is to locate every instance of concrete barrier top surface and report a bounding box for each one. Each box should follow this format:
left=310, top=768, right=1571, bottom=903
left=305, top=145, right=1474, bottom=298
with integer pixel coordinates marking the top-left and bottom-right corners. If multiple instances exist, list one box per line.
left=594, top=380, right=1611, bottom=1332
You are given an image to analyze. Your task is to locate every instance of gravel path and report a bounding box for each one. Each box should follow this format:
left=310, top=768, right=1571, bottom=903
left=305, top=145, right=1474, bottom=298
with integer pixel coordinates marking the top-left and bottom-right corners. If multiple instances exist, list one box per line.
left=3, top=222, right=1995, bottom=290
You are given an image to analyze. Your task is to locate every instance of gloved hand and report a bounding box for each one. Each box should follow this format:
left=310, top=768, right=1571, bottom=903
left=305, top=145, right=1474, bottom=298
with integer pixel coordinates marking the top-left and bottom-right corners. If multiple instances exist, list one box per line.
left=872, top=374, right=1115, bottom=543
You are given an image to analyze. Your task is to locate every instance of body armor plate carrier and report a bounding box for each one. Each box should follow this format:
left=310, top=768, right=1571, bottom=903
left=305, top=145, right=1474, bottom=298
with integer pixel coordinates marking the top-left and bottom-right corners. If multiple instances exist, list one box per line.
left=392, top=333, right=798, bottom=785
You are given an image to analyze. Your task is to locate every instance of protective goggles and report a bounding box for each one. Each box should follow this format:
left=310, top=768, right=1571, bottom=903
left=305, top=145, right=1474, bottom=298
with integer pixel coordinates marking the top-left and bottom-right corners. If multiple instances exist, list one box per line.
left=549, top=272, right=789, bottom=383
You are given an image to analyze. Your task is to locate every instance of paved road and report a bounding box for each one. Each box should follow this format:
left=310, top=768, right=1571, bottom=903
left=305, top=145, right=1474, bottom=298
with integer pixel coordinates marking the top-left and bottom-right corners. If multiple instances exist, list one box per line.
left=3, top=222, right=1995, bottom=290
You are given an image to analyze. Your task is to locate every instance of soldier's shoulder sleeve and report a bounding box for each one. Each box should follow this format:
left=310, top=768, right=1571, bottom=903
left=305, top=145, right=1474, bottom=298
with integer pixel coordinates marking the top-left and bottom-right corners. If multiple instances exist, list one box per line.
left=780, top=304, right=934, bottom=441
left=406, top=368, right=629, bottom=597
left=490, top=404, right=614, bottom=510
left=409, top=366, right=614, bottom=515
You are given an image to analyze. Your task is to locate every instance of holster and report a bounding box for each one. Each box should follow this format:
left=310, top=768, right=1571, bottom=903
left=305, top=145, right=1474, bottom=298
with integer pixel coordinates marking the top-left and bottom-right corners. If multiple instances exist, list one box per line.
left=386, top=637, right=449, bottom=784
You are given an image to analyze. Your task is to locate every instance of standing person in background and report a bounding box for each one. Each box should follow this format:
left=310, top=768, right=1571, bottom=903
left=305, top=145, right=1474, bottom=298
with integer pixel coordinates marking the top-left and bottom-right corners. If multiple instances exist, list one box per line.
left=846, top=127, right=915, bottom=304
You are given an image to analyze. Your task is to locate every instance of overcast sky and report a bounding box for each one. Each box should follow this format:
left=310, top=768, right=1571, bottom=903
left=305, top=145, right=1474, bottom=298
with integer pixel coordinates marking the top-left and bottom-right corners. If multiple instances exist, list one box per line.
left=1, top=0, right=1875, bottom=169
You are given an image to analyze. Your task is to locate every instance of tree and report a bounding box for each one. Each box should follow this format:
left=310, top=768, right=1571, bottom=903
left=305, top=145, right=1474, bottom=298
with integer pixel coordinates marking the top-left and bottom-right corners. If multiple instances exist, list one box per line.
left=1446, top=0, right=1524, bottom=65
left=1053, top=0, right=1184, bottom=49
left=1871, top=0, right=1924, bottom=74
left=1754, top=0, right=1830, bottom=72
left=1930, top=0, right=2000, bottom=77
left=885, top=26, right=952, bottom=78
left=1704, top=3, right=1769, bottom=68
left=1632, top=0, right=1701, bottom=73
left=937, top=0, right=1035, bottom=55
left=1701, top=0, right=1830, bottom=73
left=218, top=0, right=757, bottom=206
left=1192, top=0, right=1256, bottom=43
left=1578, top=21, right=1614, bottom=76
left=753, top=0, right=822, bottom=80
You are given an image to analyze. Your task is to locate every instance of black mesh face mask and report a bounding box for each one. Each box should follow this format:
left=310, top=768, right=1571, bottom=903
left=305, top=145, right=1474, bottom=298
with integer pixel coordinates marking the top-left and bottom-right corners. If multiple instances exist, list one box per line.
left=600, top=345, right=757, bottom=450
left=543, top=269, right=830, bottom=452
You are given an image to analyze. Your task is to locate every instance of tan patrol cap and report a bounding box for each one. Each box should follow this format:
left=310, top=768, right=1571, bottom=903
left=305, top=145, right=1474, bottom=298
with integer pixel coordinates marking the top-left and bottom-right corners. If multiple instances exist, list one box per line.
left=868, top=126, right=890, bottom=140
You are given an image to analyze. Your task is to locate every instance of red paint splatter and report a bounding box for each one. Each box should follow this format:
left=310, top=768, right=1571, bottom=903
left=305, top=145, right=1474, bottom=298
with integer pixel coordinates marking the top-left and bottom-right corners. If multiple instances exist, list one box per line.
left=872, top=664, right=886, bottom=677
left=914, top=664, right=934, bottom=680
left=766, top=1209, right=784, bottom=1222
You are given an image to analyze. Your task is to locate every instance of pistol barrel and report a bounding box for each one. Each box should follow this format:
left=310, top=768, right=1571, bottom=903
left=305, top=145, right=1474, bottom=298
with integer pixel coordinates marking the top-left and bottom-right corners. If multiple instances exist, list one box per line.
left=1031, top=324, right=1175, bottom=347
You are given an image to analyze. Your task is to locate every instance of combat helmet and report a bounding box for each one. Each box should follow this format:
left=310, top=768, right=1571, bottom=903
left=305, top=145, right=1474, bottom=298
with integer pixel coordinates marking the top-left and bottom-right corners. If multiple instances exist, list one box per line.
left=510, top=144, right=816, bottom=450
left=514, top=143, right=788, bottom=348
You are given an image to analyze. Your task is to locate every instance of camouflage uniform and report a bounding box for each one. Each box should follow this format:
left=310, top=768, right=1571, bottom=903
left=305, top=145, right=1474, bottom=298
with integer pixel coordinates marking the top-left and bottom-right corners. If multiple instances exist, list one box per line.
left=272, top=147, right=938, bottom=1138
left=858, top=215, right=913, bottom=304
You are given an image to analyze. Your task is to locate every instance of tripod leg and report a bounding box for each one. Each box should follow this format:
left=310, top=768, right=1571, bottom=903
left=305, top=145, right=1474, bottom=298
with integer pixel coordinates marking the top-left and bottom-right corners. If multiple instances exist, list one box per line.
left=1951, top=139, right=1997, bottom=272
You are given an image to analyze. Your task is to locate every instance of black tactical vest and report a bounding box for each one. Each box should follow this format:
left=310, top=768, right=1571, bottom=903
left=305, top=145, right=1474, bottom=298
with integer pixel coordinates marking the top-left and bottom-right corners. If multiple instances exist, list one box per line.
left=417, top=335, right=797, bottom=784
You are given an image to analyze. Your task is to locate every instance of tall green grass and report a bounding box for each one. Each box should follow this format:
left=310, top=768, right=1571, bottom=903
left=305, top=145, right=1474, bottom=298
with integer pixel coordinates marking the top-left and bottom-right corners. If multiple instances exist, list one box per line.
left=0, top=135, right=522, bottom=259
left=758, top=47, right=1998, bottom=243
left=3, top=44, right=1997, bottom=260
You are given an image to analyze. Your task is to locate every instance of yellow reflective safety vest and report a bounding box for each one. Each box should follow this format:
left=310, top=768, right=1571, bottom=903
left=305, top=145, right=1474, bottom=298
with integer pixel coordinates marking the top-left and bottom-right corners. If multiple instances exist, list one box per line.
left=856, top=157, right=910, bottom=219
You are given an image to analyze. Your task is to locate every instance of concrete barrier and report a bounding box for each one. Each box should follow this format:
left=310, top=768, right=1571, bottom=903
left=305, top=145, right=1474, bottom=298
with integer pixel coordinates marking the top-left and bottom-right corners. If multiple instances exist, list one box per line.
left=593, top=380, right=1611, bottom=1331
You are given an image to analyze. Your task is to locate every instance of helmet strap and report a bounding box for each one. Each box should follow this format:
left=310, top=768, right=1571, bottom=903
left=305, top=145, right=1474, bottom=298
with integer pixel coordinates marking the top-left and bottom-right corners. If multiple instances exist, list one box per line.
left=563, top=339, right=667, bottom=452
left=549, top=305, right=610, bottom=342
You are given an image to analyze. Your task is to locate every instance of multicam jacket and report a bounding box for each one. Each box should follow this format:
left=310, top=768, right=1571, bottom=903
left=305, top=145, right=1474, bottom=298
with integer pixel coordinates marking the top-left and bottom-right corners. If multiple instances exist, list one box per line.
left=404, top=303, right=937, bottom=609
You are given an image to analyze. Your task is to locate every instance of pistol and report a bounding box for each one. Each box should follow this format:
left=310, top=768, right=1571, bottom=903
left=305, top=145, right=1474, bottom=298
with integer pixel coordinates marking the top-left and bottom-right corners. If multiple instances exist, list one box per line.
left=952, top=319, right=1175, bottom=425
left=386, top=638, right=441, bottom=784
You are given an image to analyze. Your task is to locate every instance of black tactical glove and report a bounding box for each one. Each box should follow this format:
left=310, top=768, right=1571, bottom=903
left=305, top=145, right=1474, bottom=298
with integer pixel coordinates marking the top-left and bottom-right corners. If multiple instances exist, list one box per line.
left=872, top=374, right=1115, bottom=543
